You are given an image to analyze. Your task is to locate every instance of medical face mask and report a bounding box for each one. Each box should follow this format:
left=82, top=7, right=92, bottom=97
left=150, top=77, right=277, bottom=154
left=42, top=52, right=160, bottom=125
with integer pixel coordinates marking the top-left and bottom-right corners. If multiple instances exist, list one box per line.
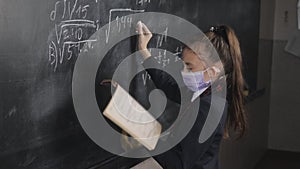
left=181, top=69, right=211, bottom=92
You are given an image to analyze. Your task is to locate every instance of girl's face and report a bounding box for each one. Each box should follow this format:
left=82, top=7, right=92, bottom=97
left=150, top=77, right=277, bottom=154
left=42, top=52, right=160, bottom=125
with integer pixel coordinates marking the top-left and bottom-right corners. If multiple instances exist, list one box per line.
left=182, top=48, right=207, bottom=72
left=181, top=48, right=212, bottom=82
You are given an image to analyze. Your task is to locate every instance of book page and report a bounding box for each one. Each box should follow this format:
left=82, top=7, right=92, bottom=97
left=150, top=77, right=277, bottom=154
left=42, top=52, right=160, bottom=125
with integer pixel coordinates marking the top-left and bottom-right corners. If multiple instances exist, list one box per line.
left=130, top=157, right=163, bottom=169
left=103, top=85, right=162, bottom=150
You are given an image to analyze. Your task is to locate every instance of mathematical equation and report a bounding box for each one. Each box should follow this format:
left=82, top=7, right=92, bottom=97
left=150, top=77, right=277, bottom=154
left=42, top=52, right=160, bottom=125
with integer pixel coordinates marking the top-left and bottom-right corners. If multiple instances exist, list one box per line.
left=136, top=0, right=151, bottom=6
left=48, top=0, right=99, bottom=72
left=47, top=0, right=182, bottom=77
left=105, top=8, right=144, bottom=44
left=142, top=26, right=183, bottom=86
left=48, top=0, right=150, bottom=72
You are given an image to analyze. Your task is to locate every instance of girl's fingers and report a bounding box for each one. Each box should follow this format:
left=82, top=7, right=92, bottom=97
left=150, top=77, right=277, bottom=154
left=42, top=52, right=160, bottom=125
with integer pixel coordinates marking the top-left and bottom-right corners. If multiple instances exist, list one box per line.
left=136, top=21, right=152, bottom=35
left=136, top=21, right=152, bottom=52
left=136, top=21, right=143, bottom=35
left=141, top=23, right=151, bottom=35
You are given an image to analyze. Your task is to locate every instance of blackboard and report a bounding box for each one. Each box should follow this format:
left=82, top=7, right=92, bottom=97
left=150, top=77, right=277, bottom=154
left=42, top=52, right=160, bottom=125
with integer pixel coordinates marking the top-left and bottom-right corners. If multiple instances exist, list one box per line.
left=0, top=0, right=260, bottom=168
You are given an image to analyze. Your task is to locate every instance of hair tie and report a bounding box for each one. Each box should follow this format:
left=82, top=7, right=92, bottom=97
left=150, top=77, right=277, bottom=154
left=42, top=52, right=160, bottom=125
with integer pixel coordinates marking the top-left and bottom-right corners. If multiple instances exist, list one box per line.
left=209, top=26, right=229, bottom=45
left=209, top=26, right=216, bottom=32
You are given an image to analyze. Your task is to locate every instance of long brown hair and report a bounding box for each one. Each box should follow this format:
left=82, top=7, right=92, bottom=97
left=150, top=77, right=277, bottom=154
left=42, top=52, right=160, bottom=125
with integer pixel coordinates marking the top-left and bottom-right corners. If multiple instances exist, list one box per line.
left=204, top=25, right=247, bottom=138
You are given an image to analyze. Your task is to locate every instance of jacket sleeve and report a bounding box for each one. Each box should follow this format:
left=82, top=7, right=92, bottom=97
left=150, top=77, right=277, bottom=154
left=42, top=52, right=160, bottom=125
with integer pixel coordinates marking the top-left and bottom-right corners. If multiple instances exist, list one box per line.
left=142, top=56, right=184, bottom=104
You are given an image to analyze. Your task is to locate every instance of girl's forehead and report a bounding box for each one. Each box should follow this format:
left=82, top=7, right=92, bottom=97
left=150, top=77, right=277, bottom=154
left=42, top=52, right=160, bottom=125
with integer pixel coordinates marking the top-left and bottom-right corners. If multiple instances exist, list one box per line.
left=182, top=49, right=203, bottom=62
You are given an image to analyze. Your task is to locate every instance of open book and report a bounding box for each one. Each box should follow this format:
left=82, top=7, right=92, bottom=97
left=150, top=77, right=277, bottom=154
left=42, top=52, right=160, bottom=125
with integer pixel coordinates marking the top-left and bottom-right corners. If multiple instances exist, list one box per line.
left=130, top=157, right=163, bottom=169
left=103, top=84, right=162, bottom=150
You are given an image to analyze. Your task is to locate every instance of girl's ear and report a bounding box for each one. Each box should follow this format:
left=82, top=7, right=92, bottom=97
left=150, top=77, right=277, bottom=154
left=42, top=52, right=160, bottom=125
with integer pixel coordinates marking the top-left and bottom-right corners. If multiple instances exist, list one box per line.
left=211, top=66, right=221, bottom=74
left=211, top=61, right=224, bottom=77
left=207, top=66, right=221, bottom=81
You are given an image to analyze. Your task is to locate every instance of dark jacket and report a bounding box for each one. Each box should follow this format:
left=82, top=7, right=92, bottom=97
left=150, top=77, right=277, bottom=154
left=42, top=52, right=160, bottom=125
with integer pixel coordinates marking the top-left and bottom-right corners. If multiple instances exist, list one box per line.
left=142, top=57, right=228, bottom=169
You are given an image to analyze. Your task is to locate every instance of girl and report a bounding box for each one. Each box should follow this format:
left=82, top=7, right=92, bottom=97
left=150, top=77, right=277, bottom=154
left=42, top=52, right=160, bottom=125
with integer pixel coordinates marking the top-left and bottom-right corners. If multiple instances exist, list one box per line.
left=136, top=22, right=247, bottom=169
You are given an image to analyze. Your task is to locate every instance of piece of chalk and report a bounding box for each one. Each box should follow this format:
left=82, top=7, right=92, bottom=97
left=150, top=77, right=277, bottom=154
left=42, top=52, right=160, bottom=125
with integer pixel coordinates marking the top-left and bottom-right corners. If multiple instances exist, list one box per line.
left=137, top=21, right=143, bottom=27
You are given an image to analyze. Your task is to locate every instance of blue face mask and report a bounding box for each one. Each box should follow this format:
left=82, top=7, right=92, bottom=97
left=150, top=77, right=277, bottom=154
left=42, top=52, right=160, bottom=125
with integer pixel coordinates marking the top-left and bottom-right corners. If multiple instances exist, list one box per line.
left=181, top=69, right=211, bottom=92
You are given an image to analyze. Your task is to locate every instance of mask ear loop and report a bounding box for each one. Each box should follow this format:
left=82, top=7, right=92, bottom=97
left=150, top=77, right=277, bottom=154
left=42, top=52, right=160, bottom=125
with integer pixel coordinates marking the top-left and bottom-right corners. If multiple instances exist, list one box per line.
left=205, top=66, right=221, bottom=82
left=211, top=66, right=221, bottom=74
left=214, top=66, right=228, bottom=84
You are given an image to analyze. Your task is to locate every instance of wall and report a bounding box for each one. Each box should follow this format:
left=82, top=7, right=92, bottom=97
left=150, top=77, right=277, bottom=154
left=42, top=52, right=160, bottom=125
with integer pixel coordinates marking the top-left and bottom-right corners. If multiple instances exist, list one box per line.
left=268, top=0, right=300, bottom=152
left=220, top=0, right=275, bottom=168
left=220, top=0, right=300, bottom=168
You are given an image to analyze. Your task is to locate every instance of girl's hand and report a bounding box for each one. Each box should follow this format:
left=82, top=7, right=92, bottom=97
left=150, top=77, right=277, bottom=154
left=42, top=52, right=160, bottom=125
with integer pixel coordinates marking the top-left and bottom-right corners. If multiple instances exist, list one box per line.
left=136, top=21, right=152, bottom=59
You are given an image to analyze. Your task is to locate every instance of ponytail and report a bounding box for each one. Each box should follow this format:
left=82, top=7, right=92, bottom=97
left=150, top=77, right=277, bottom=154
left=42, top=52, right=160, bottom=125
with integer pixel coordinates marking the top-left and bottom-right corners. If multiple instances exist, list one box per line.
left=205, top=25, right=247, bottom=138
left=225, top=26, right=247, bottom=138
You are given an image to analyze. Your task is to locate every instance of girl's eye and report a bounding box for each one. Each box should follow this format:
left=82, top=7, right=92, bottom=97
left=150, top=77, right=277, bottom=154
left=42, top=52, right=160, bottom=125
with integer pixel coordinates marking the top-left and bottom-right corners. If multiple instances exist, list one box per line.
left=187, top=65, right=192, bottom=70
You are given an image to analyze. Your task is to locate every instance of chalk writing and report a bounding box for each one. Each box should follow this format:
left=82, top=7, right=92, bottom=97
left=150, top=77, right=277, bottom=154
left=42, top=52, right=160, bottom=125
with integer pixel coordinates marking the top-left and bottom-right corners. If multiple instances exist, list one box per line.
left=50, top=0, right=90, bottom=21
left=48, top=0, right=98, bottom=72
left=142, top=27, right=183, bottom=86
left=105, top=8, right=145, bottom=44
left=153, top=50, right=168, bottom=67
left=142, top=71, right=151, bottom=86
left=136, top=0, right=151, bottom=6
left=156, top=27, right=168, bottom=48
left=174, top=46, right=183, bottom=62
